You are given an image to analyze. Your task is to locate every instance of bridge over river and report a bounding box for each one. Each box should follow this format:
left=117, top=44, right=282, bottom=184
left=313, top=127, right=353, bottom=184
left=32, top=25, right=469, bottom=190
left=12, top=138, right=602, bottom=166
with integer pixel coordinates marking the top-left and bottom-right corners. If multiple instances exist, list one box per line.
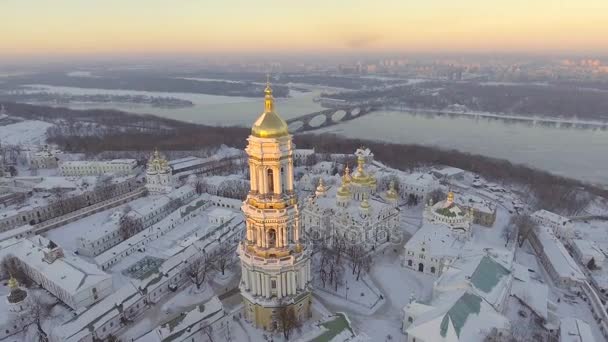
left=286, top=102, right=381, bottom=133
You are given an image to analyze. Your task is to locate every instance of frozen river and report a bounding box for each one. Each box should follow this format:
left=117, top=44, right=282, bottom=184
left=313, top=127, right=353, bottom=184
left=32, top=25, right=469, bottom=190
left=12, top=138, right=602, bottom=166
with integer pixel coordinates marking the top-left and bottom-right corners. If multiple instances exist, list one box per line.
left=25, top=85, right=608, bottom=186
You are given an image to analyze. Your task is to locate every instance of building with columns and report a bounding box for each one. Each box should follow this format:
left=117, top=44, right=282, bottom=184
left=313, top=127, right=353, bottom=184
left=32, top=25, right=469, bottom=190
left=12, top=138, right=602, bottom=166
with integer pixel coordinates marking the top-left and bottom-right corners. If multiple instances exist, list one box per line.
left=237, top=81, right=312, bottom=331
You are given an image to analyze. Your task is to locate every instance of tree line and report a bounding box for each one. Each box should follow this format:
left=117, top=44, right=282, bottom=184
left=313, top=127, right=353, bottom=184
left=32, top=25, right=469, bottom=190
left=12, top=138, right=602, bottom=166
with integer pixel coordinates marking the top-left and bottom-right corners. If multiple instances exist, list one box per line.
left=11, top=102, right=603, bottom=215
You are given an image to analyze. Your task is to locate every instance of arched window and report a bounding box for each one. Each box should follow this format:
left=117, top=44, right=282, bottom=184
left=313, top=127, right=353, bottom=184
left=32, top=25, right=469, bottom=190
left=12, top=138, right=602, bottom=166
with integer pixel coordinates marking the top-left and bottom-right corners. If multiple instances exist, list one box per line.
left=408, top=316, right=413, bottom=323
left=407, top=260, right=413, bottom=267
left=267, top=229, right=277, bottom=248
left=267, top=169, right=274, bottom=193
left=431, top=266, right=436, bottom=274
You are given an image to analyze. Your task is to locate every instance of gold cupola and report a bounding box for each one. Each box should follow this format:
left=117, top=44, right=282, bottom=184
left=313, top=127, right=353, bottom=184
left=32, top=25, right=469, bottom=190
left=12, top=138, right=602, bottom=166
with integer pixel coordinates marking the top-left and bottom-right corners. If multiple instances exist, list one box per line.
left=8, top=274, right=18, bottom=290
left=251, top=79, right=289, bottom=138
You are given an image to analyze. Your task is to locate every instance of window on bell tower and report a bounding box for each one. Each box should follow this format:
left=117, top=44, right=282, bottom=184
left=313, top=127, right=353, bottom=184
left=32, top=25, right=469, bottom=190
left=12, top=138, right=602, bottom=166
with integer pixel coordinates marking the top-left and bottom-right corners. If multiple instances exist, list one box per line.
left=267, top=169, right=274, bottom=193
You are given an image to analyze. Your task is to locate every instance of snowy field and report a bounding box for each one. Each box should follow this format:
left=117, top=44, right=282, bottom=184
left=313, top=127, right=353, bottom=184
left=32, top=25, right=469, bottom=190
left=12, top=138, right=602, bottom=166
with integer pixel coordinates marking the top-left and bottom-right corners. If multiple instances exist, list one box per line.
left=0, top=120, right=53, bottom=145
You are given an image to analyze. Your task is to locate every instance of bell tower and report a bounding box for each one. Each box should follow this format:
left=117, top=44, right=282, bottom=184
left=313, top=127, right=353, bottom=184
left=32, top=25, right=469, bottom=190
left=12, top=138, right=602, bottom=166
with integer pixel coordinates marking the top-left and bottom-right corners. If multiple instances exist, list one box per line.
left=238, top=80, right=312, bottom=331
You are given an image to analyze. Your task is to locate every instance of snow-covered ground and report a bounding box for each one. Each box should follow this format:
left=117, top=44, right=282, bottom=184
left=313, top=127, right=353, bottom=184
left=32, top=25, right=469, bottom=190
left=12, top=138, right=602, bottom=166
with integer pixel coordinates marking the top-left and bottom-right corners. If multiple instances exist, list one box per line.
left=0, top=120, right=53, bottom=145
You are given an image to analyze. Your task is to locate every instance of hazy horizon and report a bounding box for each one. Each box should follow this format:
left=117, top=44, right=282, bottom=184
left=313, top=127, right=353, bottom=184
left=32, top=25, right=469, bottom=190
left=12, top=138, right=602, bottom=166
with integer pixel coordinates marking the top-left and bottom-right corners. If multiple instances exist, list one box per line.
left=3, top=0, right=608, bottom=61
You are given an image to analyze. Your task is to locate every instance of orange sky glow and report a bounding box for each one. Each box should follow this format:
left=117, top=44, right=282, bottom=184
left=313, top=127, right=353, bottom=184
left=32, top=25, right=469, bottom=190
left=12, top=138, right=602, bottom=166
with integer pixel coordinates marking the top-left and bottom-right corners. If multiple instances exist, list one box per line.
left=2, top=0, right=608, bottom=57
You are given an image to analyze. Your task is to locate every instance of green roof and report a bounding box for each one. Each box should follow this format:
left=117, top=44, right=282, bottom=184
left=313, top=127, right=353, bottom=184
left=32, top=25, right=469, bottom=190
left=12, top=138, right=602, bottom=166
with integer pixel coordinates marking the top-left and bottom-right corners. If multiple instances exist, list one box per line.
left=470, top=256, right=510, bottom=293
left=314, top=313, right=354, bottom=342
left=440, top=292, right=482, bottom=338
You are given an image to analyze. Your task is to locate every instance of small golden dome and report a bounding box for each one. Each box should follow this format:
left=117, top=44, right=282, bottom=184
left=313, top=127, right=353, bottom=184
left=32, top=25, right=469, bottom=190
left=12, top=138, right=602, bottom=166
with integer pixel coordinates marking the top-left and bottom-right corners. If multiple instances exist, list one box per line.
left=337, top=183, right=350, bottom=197
left=8, top=275, right=18, bottom=290
left=251, top=80, right=289, bottom=138
left=386, top=181, right=398, bottom=200
left=360, top=195, right=371, bottom=210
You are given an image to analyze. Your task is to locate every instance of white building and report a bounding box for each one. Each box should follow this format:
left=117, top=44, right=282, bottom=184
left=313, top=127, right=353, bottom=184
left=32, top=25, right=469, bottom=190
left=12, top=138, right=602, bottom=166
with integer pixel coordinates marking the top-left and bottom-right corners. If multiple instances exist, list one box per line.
left=531, top=209, right=573, bottom=241
left=59, top=159, right=138, bottom=177
left=29, top=146, right=59, bottom=169
left=402, top=222, right=465, bottom=276
left=136, top=296, right=231, bottom=342
left=0, top=176, right=139, bottom=234
left=77, top=185, right=196, bottom=256
left=399, top=172, right=439, bottom=200
left=208, top=207, right=234, bottom=225
left=529, top=225, right=586, bottom=289
left=560, top=317, right=596, bottom=342
left=571, top=239, right=606, bottom=268
left=0, top=236, right=113, bottom=310
left=302, top=149, right=400, bottom=253
left=403, top=192, right=474, bottom=276
left=402, top=290, right=510, bottom=342
left=145, top=149, right=175, bottom=194
left=423, top=191, right=474, bottom=239
left=53, top=213, right=243, bottom=342
left=433, top=255, right=513, bottom=312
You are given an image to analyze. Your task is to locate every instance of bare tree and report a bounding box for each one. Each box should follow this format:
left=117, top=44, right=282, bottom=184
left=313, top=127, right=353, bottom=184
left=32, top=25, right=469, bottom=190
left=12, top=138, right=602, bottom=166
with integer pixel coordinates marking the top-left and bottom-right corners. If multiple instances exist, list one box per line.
left=1, top=255, right=32, bottom=287
left=510, top=215, right=537, bottom=247
left=118, top=214, right=143, bottom=240
left=277, top=301, right=302, bottom=340
left=213, top=243, right=236, bottom=276
left=502, top=222, right=516, bottom=245
left=195, top=179, right=208, bottom=195
left=12, top=293, right=54, bottom=342
left=202, top=325, right=214, bottom=342
left=186, top=253, right=215, bottom=290
left=428, top=188, right=446, bottom=204
left=348, top=245, right=372, bottom=281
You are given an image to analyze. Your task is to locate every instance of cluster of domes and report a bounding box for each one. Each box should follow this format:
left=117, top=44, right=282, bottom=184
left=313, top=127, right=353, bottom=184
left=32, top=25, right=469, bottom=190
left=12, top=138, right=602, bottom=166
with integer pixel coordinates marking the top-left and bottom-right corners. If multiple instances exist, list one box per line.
left=147, top=149, right=170, bottom=174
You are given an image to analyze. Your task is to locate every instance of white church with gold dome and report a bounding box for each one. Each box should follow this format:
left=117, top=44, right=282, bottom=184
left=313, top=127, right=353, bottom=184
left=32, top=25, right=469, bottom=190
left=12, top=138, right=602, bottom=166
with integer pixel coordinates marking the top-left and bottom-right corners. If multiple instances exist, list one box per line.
left=301, top=148, right=400, bottom=252
left=237, top=80, right=312, bottom=331
left=145, top=149, right=174, bottom=194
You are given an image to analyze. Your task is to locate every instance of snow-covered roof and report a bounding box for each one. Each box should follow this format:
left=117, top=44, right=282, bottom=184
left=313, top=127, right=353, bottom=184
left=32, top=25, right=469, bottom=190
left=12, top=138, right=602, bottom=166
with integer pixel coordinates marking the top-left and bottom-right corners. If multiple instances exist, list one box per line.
left=400, top=172, right=437, bottom=187
left=532, top=209, right=570, bottom=226
left=433, top=167, right=465, bottom=178
left=168, top=156, right=205, bottom=170
left=138, top=296, right=224, bottom=342
left=0, top=236, right=111, bottom=295
left=406, top=290, right=509, bottom=342
left=535, top=226, right=585, bottom=281
left=434, top=255, right=511, bottom=310
left=572, top=239, right=605, bottom=261
left=208, top=207, right=234, bottom=219
left=404, top=223, right=465, bottom=259
left=560, top=317, right=596, bottom=342
left=55, top=282, right=142, bottom=341
left=511, top=280, right=549, bottom=320
left=455, top=193, right=495, bottom=214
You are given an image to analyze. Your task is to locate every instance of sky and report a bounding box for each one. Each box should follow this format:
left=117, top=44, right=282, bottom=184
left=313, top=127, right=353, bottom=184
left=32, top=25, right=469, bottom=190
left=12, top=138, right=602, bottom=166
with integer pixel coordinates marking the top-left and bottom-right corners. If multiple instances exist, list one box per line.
left=2, top=0, right=608, bottom=58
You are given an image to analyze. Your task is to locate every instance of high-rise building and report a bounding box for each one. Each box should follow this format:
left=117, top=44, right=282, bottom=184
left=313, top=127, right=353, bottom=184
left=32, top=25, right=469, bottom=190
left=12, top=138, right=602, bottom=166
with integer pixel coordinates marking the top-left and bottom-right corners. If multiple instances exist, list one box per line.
left=237, top=80, right=312, bottom=331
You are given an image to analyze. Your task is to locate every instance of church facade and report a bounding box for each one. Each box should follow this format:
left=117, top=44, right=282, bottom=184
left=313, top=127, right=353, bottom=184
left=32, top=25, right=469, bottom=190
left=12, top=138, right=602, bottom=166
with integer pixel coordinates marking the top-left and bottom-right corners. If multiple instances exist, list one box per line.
left=238, top=81, right=312, bottom=331
left=301, top=148, right=400, bottom=253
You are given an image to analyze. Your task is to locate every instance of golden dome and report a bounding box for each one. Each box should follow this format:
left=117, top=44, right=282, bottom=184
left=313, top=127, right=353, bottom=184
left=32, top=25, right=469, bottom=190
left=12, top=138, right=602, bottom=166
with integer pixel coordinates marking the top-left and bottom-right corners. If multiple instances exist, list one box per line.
left=251, top=81, right=289, bottom=138
left=352, top=156, right=371, bottom=184
left=360, top=193, right=371, bottom=210
left=337, top=183, right=350, bottom=197
left=8, top=275, right=18, bottom=290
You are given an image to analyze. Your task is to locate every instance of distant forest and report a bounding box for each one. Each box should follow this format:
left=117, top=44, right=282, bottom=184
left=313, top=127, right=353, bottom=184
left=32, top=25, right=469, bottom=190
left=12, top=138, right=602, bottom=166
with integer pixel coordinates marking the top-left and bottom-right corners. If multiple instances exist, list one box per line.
left=0, top=72, right=289, bottom=98
left=325, top=81, right=608, bottom=121
left=2, top=102, right=603, bottom=214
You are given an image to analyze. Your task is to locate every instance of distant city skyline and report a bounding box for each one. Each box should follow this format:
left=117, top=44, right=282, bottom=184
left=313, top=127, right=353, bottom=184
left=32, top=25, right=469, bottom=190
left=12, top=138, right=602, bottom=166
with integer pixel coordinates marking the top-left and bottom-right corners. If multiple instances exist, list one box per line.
left=2, top=0, right=608, bottom=59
